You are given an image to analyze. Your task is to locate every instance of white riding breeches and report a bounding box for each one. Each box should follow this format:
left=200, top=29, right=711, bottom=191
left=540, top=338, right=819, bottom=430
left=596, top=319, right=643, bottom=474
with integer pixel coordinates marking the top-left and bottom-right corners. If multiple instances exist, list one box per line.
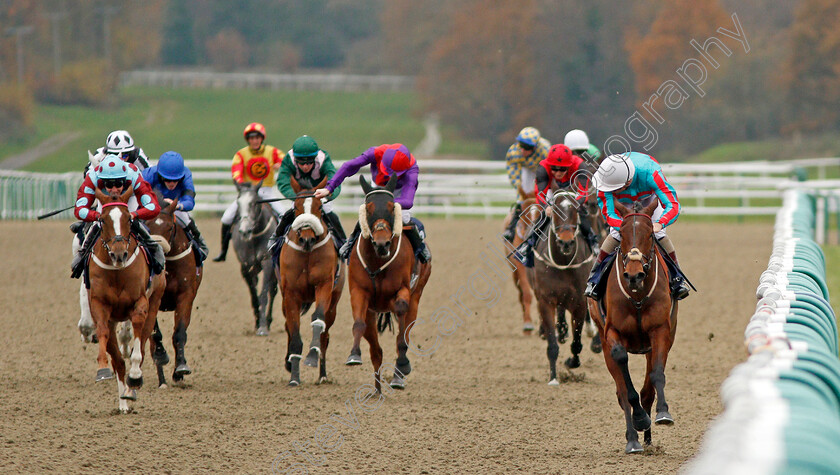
left=520, top=167, right=536, bottom=196
left=221, top=187, right=290, bottom=225
left=609, top=203, right=668, bottom=240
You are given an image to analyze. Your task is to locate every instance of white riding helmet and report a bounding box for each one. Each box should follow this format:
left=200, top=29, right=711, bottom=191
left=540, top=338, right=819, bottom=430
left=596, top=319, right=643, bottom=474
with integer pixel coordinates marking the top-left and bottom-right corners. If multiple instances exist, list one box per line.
left=105, top=130, right=136, bottom=154
left=564, top=129, right=590, bottom=151
left=593, top=154, right=635, bottom=192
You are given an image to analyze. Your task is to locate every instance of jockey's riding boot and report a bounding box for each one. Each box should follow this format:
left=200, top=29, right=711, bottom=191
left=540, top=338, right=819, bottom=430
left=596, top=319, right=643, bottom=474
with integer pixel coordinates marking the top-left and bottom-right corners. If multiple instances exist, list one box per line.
left=502, top=202, right=522, bottom=242
left=184, top=220, right=209, bottom=262
left=339, top=223, right=361, bottom=261
left=404, top=222, right=432, bottom=264
left=212, top=223, right=233, bottom=262
left=71, top=222, right=101, bottom=279
left=515, top=214, right=547, bottom=268
left=132, top=220, right=165, bottom=275
left=324, top=211, right=347, bottom=245
left=584, top=250, right=612, bottom=299
left=668, top=251, right=691, bottom=300
left=268, top=209, right=295, bottom=254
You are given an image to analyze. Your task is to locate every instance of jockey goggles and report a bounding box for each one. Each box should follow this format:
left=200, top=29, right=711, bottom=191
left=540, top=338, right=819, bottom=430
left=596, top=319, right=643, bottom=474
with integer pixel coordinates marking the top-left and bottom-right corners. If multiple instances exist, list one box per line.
left=101, top=178, right=128, bottom=189
left=296, top=156, right=316, bottom=165
left=550, top=165, right=569, bottom=172
left=519, top=141, right=535, bottom=151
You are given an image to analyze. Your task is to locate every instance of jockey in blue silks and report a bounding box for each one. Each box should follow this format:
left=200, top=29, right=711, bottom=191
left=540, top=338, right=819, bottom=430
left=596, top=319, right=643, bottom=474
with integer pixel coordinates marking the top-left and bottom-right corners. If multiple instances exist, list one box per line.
left=141, top=151, right=209, bottom=262
left=584, top=152, right=691, bottom=301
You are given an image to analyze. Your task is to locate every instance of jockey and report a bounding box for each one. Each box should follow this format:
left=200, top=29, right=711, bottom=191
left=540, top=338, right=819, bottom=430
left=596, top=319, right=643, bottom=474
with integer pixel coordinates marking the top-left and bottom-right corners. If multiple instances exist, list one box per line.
left=584, top=152, right=691, bottom=301
left=502, top=127, right=551, bottom=242
left=563, top=129, right=603, bottom=164
left=85, top=129, right=151, bottom=175
left=71, top=154, right=165, bottom=278
left=313, top=143, right=431, bottom=264
left=515, top=144, right=600, bottom=267
left=269, top=135, right=347, bottom=254
left=213, top=122, right=286, bottom=262
left=141, top=151, right=210, bottom=263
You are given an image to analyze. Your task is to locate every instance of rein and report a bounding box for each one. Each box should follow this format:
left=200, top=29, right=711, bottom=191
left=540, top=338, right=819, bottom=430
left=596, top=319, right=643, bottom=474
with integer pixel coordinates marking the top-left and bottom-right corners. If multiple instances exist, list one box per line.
left=96, top=201, right=139, bottom=267
left=615, top=212, right=660, bottom=317
left=535, top=203, right=594, bottom=270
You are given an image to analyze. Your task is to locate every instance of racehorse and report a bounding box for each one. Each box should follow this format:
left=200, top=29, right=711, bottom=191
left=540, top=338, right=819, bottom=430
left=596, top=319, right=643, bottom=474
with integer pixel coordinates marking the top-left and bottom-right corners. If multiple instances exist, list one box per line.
left=87, top=187, right=165, bottom=413
left=586, top=199, right=678, bottom=454
left=502, top=192, right=539, bottom=334
left=345, top=175, right=432, bottom=392
left=232, top=181, right=278, bottom=336
left=146, top=195, right=203, bottom=388
left=275, top=177, right=345, bottom=386
left=527, top=191, right=596, bottom=385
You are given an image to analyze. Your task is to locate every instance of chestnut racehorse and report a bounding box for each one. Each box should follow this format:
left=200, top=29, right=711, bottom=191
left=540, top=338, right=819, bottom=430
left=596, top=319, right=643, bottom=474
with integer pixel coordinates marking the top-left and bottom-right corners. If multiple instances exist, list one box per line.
left=88, top=187, right=165, bottom=413
left=502, top=192, right=539, bottom=334
left=586, top=199, right=678, bottom=454
left=146, top=196, right=203, bottom=388
left=528, top=191, right=596, bottom=385
left=345, top=175, right=432, bottom=392
left=275, top=176, right=345, bottom=386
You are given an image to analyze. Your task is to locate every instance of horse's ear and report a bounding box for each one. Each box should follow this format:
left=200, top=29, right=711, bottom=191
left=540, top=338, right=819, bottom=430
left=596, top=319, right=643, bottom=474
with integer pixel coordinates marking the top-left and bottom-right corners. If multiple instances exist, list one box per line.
left=167, top=197, right=179, bottom=214
left=315, top=176, right=328, bottom=190
left=256, top=178, right=265, bottom=189
left=234, top=180, right=242, bottom=192
left=385, top=174, right=398, bottom=193
left=614, top=200, right=631, bottom=218
left=359, top=175, right=372, bottom=195
left=118, top=185, right=133, bottom=204
left=94, top=187, right=109, bottom=204
left=290, top=176, right=301, bottom=194
left=642, top=198, right=658, bottom=217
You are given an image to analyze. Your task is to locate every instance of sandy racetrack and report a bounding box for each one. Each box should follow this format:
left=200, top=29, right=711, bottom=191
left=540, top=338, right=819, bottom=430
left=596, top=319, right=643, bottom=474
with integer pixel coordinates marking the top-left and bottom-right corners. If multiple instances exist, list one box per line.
left=0, top=218, right=771, bottom=473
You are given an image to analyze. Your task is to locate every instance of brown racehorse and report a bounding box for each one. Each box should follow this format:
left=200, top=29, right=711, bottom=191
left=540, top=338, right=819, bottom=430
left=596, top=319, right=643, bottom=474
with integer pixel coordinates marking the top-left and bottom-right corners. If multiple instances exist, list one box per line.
left=502, top=191, right=539, bottom=334
left=528, top=191, right=596, bottom=385
left=275, top=176, right=345, bottom=387
left=345, top=175, right=432, bottom=392
left=146, top=196, right=203, bottom=388
left=88, top=187, right=165, bottom=413
left=586, top=199, right=678, bottom=454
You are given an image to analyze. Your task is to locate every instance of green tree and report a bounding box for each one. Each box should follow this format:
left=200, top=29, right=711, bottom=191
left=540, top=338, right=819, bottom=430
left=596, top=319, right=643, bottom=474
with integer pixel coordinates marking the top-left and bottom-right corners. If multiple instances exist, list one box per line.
left=161, top=0, right=197, bottom=65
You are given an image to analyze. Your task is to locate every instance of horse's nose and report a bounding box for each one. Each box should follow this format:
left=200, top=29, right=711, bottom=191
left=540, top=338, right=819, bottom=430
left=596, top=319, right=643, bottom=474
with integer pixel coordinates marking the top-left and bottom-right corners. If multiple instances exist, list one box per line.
left=624, top=271, right=646, bottom=286
left=301, top=236, right=314, bottom=249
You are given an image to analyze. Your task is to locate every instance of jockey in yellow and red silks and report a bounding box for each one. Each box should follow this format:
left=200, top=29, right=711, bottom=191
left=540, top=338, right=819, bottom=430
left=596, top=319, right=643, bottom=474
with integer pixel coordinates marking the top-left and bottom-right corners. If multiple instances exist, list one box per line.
left=213, top=122, right=286, bottom=262
left=502, top=126, right=551, bottom=242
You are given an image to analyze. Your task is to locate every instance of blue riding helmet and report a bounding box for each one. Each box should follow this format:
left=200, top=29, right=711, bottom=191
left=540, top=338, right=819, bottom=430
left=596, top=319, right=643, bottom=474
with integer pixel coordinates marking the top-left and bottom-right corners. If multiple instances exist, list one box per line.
left=157, top=151, right=186, bottom=181
left=97, top=154, right=129, bottom=179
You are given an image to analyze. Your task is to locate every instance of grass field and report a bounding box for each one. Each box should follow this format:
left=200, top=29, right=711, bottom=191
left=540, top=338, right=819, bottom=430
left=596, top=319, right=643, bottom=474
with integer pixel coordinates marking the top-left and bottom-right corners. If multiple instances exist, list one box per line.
left=5, top=87, right=488, bottom=173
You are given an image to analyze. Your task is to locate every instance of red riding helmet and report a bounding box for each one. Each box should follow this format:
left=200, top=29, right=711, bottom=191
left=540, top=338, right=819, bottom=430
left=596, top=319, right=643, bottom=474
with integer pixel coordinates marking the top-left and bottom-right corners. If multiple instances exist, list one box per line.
left=243, top=122, right=266, bottom=140
left=545, top=144, right=573, bottom=168
left=379, top=144, right=416, bottom=176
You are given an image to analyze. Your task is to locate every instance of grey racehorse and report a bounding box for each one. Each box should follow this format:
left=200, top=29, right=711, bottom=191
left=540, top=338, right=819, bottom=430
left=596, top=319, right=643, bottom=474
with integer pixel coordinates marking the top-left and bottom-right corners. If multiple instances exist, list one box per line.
left=232, top=182, right=279, bottom=336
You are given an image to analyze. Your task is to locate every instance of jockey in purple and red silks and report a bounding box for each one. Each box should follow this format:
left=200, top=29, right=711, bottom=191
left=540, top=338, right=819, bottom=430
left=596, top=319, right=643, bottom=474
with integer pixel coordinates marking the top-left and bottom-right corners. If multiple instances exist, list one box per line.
left=313, top=143, right=431, bottom=263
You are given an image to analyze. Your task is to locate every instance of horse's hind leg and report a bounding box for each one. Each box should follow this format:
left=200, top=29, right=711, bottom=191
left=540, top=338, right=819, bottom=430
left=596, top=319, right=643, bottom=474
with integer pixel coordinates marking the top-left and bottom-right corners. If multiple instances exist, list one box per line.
left=241, top=267, right=263, bottom=334
left=564, top=305, right=585, bottom=369
left=649, top=327, right=675, bottom=426
left=513, top=263, right=534, bottom=333
left=261, top=261, right=278, bottom=332
left=556, top=308, right=568, bottom=344
left=362, top=312, right=384, bottom=393
left=104, top=325, right=132, bottom=412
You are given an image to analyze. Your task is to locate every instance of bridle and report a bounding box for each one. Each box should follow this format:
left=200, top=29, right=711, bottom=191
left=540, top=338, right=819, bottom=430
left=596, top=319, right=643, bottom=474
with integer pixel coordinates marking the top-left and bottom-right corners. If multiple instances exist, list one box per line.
left=94, top=201, right=140, bottom=269
left=285, top=192, right=332, bottom=252
left=99, top=202, right=135, bottom=253
left=616, top=212, right=659, bottom=310
left=536, top=193, right=594, bottom=269
left=157, top=207, right=193, bottom=262
left=238, top=188, right=273, bottom=240
left=356, top=189, right=403, bottom=296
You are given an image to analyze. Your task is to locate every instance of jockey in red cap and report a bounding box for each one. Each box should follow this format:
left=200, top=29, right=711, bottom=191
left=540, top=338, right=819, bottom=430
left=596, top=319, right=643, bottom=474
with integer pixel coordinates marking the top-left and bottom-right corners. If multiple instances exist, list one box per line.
left=314, top=143, right=431, bottom=263
left=515, top=144, right=601, bottom=268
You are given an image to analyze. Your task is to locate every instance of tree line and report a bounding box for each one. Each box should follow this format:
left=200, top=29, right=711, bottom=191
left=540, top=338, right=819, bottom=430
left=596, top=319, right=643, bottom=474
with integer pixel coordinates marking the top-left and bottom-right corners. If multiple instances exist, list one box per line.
left=0, top=0, right=833, bottom=159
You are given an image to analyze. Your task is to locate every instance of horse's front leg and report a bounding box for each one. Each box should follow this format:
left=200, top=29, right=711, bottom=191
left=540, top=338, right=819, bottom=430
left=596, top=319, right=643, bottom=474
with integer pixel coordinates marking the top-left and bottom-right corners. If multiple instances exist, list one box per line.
left=171, top=288, right=197, bottom=381
left=282, top=296, right=303, bottom=386
left=603, top=327, right=650, bottom=454
left=390, top=287, right=413, bottom=389
left=78, top=283, right=96, bottom=343
left=240, top=265, right=263, bottom=334
left=345, top=289, right=369, bottom=366
left=305, top=282, right=333, bottom=368
left=537, top=299, right=559, bottom=385
left=104, top=323, right=132, bottom=412
left=127, top=297, right=150, bottom=390
left=362, top=310, right=384, bottom=393
left=90, top=299, right=115, bottom=382
left=564, top=303, right=585, bottom=369
left=648, top=326, right=674, bottom=426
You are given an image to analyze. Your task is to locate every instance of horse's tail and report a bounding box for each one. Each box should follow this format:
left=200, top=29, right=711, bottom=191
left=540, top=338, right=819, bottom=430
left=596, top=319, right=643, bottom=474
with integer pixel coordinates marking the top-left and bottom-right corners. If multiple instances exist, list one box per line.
left=377, top=312, right=393, bottom=334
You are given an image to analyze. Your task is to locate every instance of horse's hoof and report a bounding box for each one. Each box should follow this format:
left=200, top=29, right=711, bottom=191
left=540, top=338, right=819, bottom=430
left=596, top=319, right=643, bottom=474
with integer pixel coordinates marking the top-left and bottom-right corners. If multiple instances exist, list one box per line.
left=557, top=332, right=567, bottom=345
left=547, top=379, right=559, bottom=386
left=625, top=441, right=644, bottom=454
left=159, top=383, right=168, bottom=390
left=174, top=363, right=192, bottom=376
left=345, top=354, right=362, bottom=366
left=522, top=322, right=535, bottom=333
left=288, top=379, right=300, bottom=387
left=590, top=335, right=602, bottom=354
left=120, top=388, right=137, bottom=401
left=655, top=411, right=674, bottom=425
left=564, top=356, right=580, bottom=369
left=95, top=368, right=114, bottom=382
left=318, top=376, right=328, bottom=385
left=255, top=327, right=269, bottom=337
left=389, top=375, right=406, bottom=389
left=127, top=375, right=143, bottom=389
left=304, top=349, right=320, bottom=368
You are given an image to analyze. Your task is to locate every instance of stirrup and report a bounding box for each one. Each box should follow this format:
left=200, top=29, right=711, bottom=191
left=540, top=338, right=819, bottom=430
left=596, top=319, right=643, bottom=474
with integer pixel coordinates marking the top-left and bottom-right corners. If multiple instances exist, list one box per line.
left=672, top=280, right=690, bottom=300
left=584, top=282, right=598, bottom=299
